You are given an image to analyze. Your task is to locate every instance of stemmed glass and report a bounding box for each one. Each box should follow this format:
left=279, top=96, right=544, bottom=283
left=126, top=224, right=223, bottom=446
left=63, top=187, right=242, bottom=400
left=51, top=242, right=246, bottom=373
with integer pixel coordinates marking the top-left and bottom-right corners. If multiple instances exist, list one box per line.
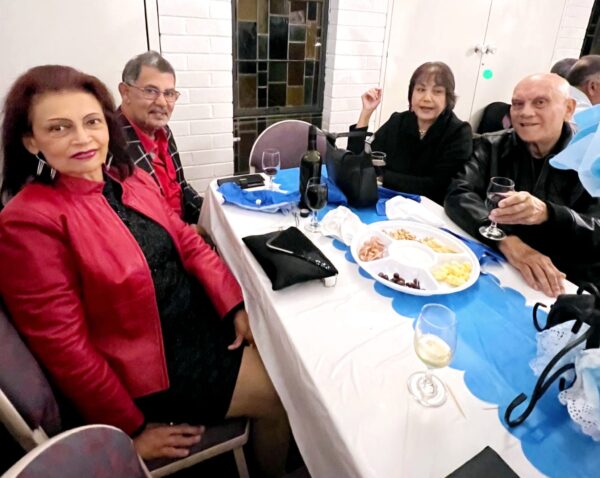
left=304, top=177, right=328, bottom=233
left=407, top=304, right=457, bottom=407
left=479, top=176, right=515, bottom=241
left=262, top=149, right=281, bottom=190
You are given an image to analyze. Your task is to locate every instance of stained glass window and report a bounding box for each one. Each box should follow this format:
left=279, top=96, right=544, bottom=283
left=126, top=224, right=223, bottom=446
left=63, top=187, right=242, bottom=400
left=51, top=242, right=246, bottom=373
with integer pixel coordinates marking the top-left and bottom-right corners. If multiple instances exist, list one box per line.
left=233, top=0, right=328, bottom=172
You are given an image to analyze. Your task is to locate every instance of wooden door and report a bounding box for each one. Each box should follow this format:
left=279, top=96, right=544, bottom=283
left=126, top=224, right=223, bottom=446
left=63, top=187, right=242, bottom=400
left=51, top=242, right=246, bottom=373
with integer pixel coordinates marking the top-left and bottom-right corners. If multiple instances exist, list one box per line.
left=380, top=0, right=492, bottom=126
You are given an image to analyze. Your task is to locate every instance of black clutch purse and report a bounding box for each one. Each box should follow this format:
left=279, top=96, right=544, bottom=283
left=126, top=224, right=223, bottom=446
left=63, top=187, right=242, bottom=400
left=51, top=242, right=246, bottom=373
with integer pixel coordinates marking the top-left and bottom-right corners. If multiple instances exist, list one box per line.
left=242, top=227, right=338, bottom=291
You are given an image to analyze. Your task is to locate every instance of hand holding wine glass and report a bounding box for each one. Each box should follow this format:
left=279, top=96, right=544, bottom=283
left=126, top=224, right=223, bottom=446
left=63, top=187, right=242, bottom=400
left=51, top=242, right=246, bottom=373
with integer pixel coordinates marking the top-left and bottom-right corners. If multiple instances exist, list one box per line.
left=479, top=176, right=515, bottom=241
left=304, top=177, right=328, bottom=233
left=407, top=304, right=457, bottom=407
left=262, top=149, right=280, bottom=190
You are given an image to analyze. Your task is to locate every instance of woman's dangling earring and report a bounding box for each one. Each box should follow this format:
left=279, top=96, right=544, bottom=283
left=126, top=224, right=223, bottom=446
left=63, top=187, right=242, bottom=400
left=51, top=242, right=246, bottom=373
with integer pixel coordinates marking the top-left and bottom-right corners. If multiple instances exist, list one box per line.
left=106, top=153, right=114, bottom=169
left=35, top=153, right=57, bottom=180
left=35, top=153, right=45, bottom=176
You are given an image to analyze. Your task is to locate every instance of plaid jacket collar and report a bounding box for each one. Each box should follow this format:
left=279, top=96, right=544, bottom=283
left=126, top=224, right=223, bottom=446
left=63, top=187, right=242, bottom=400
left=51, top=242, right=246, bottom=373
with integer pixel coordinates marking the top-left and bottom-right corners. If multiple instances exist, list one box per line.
left=117, top=109, right=202, bottom=224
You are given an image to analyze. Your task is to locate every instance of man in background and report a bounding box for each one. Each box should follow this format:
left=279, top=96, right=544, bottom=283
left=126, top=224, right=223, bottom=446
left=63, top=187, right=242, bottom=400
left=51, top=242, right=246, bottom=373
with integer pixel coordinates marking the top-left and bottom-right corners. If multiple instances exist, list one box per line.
left=567, top=55, right=600, bottom=116
left=118, top=51, right=203, bottom=225
left=445, top=73, right=600, bottom=297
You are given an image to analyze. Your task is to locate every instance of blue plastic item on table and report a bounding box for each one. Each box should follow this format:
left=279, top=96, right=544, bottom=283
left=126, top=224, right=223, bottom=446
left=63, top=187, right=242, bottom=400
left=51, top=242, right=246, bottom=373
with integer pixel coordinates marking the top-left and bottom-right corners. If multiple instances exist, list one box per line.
left=218, top=182, right=299, bottom=213
left=551, top=104, right=600, bottom=197
left=218, top=167, right=348, bottom=213
left=333, top=208, right=599, bottom=478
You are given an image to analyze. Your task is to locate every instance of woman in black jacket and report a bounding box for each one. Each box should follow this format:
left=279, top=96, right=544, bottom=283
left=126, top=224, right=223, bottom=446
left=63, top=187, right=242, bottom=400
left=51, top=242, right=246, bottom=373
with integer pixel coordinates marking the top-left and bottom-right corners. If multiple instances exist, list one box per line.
left=348, top=62, right=472, bottom=205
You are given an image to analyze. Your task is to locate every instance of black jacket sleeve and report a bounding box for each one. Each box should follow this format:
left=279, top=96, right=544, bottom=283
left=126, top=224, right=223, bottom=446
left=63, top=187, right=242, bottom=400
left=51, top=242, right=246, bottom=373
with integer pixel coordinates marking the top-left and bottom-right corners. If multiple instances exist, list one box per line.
left=444, top=135, right=499, bottom=244
left=383, top=121, right=473, bottom=204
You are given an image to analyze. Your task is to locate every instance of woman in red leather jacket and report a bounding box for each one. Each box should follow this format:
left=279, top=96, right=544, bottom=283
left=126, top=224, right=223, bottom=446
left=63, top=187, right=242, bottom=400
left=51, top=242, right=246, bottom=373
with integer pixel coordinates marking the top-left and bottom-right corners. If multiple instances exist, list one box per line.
left=0, top=65, right=288, bottom=477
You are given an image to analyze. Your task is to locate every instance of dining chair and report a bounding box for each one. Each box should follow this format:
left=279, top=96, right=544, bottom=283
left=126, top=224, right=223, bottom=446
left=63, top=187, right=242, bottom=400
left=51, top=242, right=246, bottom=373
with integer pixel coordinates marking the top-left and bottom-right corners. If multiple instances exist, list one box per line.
left=249, top=120, right=328, bottom=172
left=1, top=424, right=151, bottom=478
left=0, top=300, right=250, bottom=478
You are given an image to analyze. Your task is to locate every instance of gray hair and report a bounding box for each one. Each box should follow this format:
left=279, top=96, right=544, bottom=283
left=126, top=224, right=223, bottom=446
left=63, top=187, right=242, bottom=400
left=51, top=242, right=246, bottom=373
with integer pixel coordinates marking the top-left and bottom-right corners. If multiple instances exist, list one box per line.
left=567, top=55, right=600, bottom=87
left=121, top=51, right=176, bottom=84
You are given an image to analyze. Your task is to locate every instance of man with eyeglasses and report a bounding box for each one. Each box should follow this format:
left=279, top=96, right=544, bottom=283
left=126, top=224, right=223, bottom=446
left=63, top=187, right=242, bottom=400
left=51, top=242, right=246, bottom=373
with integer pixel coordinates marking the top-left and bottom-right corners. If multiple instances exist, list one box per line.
left=118, top=51, right=203, bottom=225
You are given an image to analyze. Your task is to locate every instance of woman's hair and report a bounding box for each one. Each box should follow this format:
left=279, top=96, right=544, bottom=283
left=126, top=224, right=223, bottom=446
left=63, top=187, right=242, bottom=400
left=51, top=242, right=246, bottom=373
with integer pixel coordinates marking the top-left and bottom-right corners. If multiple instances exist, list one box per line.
left=1, top=65, right=134, bottom=205
left=407, top=61, right=457, bottom=111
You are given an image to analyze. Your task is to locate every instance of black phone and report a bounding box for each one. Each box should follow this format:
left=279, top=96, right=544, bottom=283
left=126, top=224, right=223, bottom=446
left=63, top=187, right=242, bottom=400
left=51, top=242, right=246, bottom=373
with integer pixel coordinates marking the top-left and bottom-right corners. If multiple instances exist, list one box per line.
left=217, top=174, right=265, bottom=189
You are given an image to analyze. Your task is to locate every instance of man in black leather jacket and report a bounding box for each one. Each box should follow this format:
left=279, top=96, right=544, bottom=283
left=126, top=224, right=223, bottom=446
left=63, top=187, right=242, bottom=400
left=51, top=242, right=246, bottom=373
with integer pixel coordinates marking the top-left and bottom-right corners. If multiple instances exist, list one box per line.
left=445, top=74, right=600, bottom=297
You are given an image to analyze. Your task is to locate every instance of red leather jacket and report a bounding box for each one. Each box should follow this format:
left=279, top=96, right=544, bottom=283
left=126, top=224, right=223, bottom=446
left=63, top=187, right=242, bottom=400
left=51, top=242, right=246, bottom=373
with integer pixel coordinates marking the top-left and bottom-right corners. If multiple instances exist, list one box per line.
left=0, top=168, right=243, bottom=435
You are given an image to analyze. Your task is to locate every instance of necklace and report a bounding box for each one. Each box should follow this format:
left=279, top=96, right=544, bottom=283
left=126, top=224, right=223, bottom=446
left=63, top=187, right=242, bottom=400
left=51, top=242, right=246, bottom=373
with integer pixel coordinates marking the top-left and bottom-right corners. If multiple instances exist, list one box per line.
left=419, top=129, right=426, bottom=138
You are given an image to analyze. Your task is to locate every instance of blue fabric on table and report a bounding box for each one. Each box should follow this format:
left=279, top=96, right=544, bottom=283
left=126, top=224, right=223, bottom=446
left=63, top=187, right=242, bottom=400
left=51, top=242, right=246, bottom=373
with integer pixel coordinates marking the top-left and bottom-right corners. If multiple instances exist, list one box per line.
left=274, top=167, right=348, bottom=206
left=218, top=182, right=299, bottom=213
left=550, top=104, right=600, bottom=197
left=330, top=207, right=600, bottom=478
left=218, top=167, right=347, bottom=213
left=375, top=187, right=422, bottom=216
left=440, top=227, right=506, bottom=265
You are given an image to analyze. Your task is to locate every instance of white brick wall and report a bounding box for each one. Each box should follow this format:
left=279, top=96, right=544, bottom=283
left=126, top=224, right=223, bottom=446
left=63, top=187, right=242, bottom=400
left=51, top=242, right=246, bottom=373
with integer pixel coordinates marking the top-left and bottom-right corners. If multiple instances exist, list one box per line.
left=322, top=0, right=391, bottom=146
left=551, top=0, right=593, bottom=64
left=156, top=0, right=234, bottom=194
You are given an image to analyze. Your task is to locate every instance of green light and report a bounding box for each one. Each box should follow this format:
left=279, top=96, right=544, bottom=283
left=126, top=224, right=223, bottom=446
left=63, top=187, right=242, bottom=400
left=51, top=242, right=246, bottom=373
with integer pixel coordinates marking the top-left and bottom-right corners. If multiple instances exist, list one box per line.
left=483, top=69, right=493, bottom=80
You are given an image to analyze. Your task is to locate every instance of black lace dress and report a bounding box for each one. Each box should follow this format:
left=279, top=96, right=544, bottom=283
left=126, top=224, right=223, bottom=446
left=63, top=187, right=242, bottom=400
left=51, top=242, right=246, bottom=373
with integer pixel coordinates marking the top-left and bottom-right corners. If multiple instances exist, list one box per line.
left=103, top=177, right=243, bottom=425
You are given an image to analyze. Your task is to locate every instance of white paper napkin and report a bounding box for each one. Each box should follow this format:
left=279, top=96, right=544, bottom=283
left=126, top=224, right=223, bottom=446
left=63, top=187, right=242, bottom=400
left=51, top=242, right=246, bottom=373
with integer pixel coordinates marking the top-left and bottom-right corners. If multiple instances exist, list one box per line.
left=385, top=196, right=445, bottom=227
left=321, top=206, right=367, bottom=246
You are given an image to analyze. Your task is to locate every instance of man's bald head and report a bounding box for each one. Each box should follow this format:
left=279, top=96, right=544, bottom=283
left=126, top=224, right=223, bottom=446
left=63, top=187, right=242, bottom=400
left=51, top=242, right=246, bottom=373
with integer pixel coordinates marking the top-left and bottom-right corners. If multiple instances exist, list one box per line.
left=510, top=73, right=575, bottom=157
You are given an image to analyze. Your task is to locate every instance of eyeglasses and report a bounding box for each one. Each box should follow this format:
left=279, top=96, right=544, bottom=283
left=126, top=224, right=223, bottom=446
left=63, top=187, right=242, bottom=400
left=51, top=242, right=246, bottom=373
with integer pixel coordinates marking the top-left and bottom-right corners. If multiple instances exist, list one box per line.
left=127, top=84, right=181, bottom=103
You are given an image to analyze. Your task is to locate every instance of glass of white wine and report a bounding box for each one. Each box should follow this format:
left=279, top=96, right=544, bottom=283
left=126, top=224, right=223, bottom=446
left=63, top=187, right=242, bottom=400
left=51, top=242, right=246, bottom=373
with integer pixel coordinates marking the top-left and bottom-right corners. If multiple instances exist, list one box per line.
left=407, top=304, right=457, bottom=407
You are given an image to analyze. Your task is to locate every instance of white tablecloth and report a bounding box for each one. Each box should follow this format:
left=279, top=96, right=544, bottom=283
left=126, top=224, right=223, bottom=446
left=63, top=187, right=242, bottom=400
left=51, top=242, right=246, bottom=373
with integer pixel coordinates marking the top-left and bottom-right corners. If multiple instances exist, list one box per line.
left=200, top=182, right=576, bottom=478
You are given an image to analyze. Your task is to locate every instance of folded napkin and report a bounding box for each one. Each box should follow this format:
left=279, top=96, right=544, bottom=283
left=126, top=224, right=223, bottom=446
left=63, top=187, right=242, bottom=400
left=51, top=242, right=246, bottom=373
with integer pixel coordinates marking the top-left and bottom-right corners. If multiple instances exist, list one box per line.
left=375, top=187, right=422, bottom=216
left=218, top=182, right=299, bottom=213
left=440, top=228, right=506, bottom=265
left=378, top=195, right=445, bottom=227
left=321, top=206, right=367, bottom=246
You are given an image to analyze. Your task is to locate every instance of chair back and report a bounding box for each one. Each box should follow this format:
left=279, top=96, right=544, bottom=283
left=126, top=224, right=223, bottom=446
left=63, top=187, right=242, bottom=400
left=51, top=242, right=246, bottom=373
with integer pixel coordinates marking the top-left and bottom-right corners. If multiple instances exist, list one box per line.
left=1, top=425, right=151, bottom=478
left=0, top=301, right=61, bottom=450
left=477, top=101, right=512, bottom=134
left=249, top=120, right=328, bottom=171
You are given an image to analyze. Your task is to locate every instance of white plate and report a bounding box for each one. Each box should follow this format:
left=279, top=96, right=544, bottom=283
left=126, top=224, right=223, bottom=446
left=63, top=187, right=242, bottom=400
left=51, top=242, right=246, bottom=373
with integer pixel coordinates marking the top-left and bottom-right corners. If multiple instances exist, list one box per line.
left=351, top=220, right=481, bottom=296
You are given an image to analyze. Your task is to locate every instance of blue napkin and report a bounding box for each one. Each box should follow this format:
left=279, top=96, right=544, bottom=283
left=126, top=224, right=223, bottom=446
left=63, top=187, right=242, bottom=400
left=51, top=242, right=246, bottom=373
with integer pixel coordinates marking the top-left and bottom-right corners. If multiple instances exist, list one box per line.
left=218, top=182, right=299, bottom=213
left=376, top=187, right=422, bottom=216
left=271, top=167, right=348, bottom=206
left=440, top=227, right=506, bottom=265
left=550, top=104, right=600, bottom=197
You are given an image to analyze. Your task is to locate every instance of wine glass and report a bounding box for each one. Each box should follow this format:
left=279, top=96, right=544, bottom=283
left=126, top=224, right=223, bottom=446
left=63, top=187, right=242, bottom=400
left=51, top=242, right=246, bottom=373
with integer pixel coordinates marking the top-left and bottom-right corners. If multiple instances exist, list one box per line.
left=262, top=149, right=281, bottom=190
left=479, top=176, right=515, bottom=241
left=371, top=151, right=387, bottom=185
left=407, top=304, right=457, bottom=407
left=304, top=177, right=328, bottom=233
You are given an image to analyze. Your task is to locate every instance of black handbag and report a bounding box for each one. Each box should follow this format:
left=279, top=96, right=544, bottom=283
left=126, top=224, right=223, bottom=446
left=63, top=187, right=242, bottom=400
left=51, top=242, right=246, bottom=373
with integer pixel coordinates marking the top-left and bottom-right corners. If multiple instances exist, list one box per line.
left=242, top=227, right=338, bottom=291
left=322, top=130, right=378, bottom=208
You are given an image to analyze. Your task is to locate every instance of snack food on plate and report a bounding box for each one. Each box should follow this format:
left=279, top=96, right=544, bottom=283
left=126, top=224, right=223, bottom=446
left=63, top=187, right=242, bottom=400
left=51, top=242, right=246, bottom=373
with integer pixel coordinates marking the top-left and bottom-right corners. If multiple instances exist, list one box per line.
left=420, top=237, right=457, bottom=254
left=384, top=228, right=417, bottom=241
left=358, top=237, right=386, bottom=262
left=378, top=272, right=422, bottom=290
left=432, top=261, right=473, bottom=287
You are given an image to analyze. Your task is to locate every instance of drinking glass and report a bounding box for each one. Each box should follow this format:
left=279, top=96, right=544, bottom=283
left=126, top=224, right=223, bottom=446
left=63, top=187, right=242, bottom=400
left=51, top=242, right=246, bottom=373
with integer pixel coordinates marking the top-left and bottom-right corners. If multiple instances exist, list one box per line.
left=407, top=304, right=457, bottom=407
left=371, top=151, right=387, bottom=185
left=304, top=177, right=328, bottom=233
left=262, top=149, right=281, bottom=190
left=479, top=176, right=515, bottom=241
